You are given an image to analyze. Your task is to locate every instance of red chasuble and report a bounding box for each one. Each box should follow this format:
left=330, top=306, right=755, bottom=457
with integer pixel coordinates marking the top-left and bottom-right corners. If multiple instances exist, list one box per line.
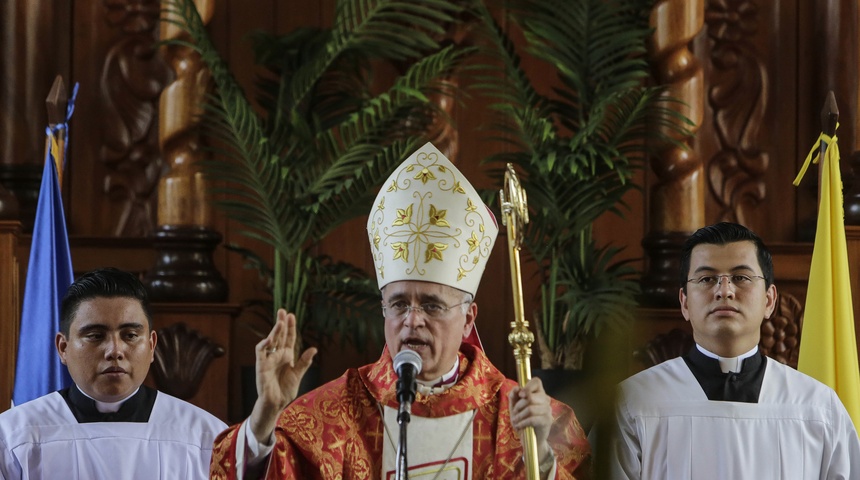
left=211, top=343, right=590, bottom=479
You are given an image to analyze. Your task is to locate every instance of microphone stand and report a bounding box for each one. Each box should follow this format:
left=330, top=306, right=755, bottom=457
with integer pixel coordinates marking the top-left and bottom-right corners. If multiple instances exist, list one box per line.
left=393, top=349, right=420, bottom=479
left=395, top=396, right=411, bottom=480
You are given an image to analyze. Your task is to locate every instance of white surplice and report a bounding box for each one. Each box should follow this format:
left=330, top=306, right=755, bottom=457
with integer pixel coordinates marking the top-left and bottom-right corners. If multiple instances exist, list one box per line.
left=0, top=391, right=227, bottom=480
left=612, top=356, right=860, bottom=480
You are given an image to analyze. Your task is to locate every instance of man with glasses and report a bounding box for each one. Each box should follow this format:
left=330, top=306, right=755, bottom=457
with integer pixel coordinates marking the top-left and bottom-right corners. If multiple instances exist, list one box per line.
left=210, top=142, right=591, bottom=479
left=611, top=222, right=860, bottom=479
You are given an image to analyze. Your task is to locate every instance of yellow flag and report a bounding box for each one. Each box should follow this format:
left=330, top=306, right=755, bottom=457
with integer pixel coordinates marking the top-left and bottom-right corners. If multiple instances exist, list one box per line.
left=795, top=128, right=860, bottom=430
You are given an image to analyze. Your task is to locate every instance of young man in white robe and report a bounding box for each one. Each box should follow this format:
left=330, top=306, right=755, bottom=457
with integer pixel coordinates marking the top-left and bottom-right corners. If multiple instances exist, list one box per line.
left=0, top=268, right=227, bottom=480
left=611, top=222, right=860, bottom=480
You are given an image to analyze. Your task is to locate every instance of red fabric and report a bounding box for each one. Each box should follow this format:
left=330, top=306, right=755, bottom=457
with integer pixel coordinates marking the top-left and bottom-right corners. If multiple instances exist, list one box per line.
left=211, top=344, right=591, bottom=479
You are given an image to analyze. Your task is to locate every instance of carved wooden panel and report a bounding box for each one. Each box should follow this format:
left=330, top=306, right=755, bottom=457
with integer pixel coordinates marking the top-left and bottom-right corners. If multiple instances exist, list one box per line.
left=704, top=0, right=769, bottom=226
left=68, top=0, right=168, bottom=236
left=633, top=327, right=695, bottom=368
left=151, top=322, right=225, bottom=399
left=146, top=303, right=237, bottom=422
left=101, top=0, right=169, bottom=236
left=760, top=291, right=803, bottom=368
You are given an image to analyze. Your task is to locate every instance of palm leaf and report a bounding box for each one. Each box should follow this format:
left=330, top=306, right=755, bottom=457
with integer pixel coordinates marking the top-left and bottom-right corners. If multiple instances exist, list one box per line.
left=471, top=0, right=688, bottom=362
left=164, top=0, right=469, bottom=350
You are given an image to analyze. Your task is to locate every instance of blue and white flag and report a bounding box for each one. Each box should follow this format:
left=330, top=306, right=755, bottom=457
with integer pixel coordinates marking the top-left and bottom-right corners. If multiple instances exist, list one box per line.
left=12, top=84, right=78, bottom=405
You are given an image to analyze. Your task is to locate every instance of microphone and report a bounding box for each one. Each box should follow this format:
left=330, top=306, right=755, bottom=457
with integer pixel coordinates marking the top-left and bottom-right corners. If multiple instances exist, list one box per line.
left=393, top=349, right=422, bottom=422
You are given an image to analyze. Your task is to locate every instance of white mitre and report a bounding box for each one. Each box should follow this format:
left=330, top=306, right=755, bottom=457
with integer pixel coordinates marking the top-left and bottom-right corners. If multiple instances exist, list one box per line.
left=367, top=142, right=499, bottom=295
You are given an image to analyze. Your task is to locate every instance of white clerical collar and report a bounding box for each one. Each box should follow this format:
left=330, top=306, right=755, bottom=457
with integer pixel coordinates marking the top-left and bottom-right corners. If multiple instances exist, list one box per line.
left=696, top=344, right=759, bottom=373
left=416, top=357, right=460, bottom=395
left=75, top=384, right=139, bottom=413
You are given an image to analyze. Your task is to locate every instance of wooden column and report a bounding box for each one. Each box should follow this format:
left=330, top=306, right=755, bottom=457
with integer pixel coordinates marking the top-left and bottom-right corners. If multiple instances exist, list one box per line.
left=813, top=0, right=860, bottom=225
left=641, top=0, right=706, bottom=307
left=0, top=221, right=21, bottom=412
left=143, top=0, right=227, bottom=301
left=0, top=0, right=70, bottom=231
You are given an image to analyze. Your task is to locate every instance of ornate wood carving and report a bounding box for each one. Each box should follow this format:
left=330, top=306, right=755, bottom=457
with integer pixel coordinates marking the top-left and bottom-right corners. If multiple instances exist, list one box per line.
left=704, top=0, right=769, bottom=226
left=101, top=0, right=169, bottom=237
left=760, top=291, right=803, bottom=368
left=151, top=322, right=225, bottom=400
left=633, top=327, right=695, bottom=368
left=641, top=0, right=706, bottom=306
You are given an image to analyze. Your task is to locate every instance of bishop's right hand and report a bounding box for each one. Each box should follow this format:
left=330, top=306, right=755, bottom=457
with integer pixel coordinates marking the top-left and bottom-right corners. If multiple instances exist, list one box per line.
left=248, top=309, right=317, bottom=445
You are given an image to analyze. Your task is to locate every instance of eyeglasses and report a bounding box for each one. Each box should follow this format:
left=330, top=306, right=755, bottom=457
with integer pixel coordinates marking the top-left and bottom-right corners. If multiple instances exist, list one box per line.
left=686, top=274, right=766, bottom=289
left=382, top=300, right=470, bottom=320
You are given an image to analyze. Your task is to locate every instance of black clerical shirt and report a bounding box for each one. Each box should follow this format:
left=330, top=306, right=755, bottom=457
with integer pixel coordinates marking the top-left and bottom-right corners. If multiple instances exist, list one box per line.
left=59, top=385, right=157, bottom=423
left=682, top=346, right=768, bottom=403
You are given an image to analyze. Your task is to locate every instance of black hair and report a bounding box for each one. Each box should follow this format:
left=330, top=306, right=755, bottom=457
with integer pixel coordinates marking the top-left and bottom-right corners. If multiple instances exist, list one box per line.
left=679, top=222, right=774, bottom=293
left=60, top=267, right=152, bottom=336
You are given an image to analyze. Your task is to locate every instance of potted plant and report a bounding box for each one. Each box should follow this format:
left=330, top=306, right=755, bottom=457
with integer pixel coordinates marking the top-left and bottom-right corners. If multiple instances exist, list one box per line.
left=165, top=0, right=472, bottom=351
left=472, top=0, right=690, bottom=370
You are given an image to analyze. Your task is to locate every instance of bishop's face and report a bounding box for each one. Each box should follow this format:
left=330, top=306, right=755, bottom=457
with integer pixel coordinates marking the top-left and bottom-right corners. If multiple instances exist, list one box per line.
left=680, top=241, right=777, bottom=357
left=382, top=281, right=476, bottom=381
left=56, top=297, right=157, bottom=403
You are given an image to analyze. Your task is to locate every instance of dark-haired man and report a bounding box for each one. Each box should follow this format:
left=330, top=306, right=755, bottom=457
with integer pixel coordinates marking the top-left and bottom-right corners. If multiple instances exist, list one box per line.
left=611, top=222, right=860, bottom=479
left=0, top=267, right=227, bottom=479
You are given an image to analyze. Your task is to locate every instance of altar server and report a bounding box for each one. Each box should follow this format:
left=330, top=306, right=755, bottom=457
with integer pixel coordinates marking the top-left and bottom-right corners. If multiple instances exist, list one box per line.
left=612, top=223, right=860, bottom=479
left=0, top=267, right=227, bottom=479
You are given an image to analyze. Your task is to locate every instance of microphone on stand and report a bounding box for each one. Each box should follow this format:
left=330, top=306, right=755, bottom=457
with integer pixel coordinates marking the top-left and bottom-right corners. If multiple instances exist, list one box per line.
left=393, top=349, right=422, bottom=423
left=393, top=349, right=422, bottom=480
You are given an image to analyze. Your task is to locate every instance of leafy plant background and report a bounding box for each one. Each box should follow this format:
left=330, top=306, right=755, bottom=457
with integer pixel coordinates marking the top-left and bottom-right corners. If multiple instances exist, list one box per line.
left=470, top=0, right=690, bottom=369
left=162, top=0, right=689, bottom=370
left=164, top=0, right=474, bottom=351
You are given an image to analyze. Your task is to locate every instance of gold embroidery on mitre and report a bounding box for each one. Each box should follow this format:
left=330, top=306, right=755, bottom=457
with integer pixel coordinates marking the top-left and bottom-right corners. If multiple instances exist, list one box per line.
left=467, top=231, right=479, bottom=253
left=428, top=205, right=450, bottom=227
left=370, top=144, right=499, bottom=289
left=424, top=242, right=448, bottom=263
left=392, top=204, right=412, bottom=226
left=454, top=207, right=494, bottom=282
left=381, top=193, right=461, bottom=277
left=392, top=242, right=409, bottom=262
left=414, top=167, right=436, bottom=184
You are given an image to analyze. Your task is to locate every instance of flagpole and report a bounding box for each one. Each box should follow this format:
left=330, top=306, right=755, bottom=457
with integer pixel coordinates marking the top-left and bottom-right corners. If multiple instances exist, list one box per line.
left=44, top=75, right=68, bottom=190
left=819, top=91, right=838, bottom=205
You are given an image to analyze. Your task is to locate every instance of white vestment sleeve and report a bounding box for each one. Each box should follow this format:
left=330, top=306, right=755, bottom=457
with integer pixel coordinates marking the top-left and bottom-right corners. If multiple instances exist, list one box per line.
left=610, top=387, right=641, bottom=480
left=0, top=436, right=21, bottom=480
left=243, top=420, right=275, bottom=466
left=823, top=390, right=860, bottom=480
